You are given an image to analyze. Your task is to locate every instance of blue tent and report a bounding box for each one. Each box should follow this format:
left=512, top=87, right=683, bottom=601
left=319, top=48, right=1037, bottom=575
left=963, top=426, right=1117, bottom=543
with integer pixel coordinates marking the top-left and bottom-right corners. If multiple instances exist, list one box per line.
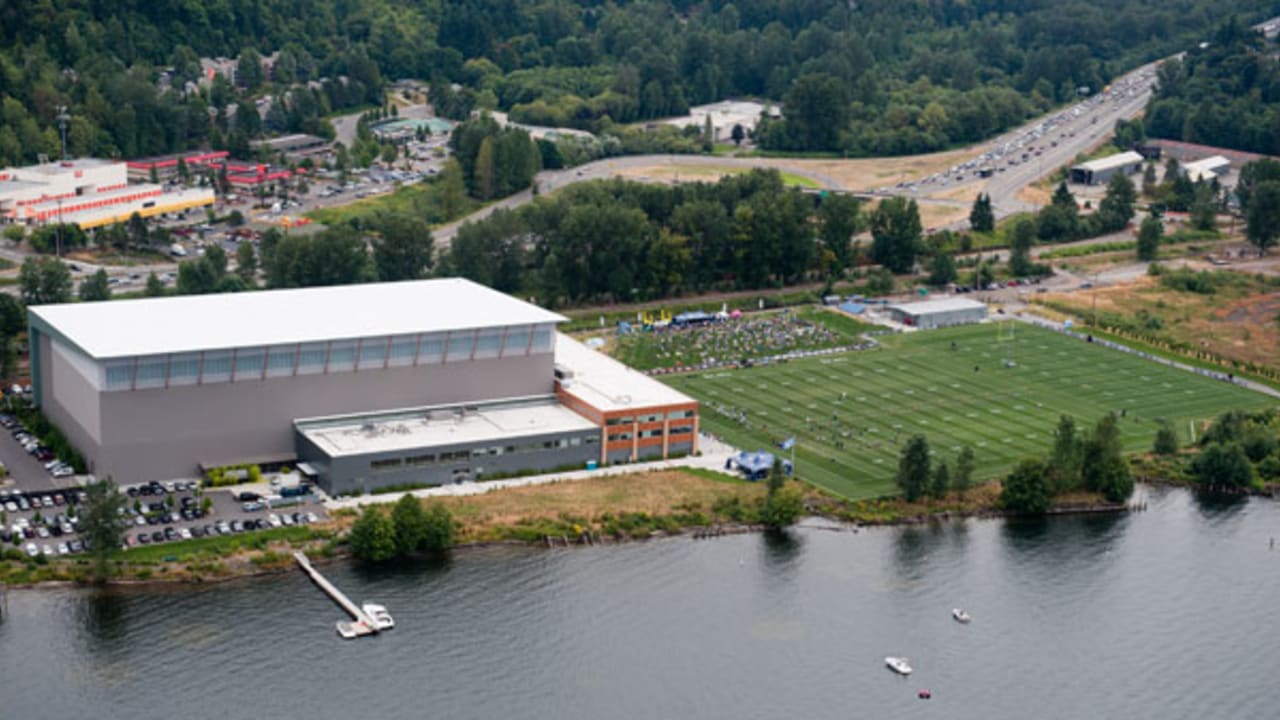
left=838, top=301, right=866, bottom=315
left=729, top=450, right=794, bottom=481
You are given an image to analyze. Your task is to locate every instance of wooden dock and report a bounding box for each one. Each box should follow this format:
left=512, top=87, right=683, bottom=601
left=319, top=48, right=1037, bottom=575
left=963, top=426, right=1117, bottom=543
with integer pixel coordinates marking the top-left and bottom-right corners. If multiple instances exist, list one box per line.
left=293, top=551, right=378, bottom=638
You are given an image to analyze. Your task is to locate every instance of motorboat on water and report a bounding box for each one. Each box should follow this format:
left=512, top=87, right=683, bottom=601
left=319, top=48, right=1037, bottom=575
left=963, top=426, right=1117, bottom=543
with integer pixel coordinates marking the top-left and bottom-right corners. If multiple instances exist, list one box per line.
left=362, top=603, right=395, bottom=630
left=885, top=656, right=913, bottom=675
left=952, top=608, right=972, bottom=624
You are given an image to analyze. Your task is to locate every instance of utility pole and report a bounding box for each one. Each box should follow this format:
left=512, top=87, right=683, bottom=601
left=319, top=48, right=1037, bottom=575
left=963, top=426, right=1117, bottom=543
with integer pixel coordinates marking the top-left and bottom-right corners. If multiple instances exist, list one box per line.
left=57, top=106, right=70, bottom=160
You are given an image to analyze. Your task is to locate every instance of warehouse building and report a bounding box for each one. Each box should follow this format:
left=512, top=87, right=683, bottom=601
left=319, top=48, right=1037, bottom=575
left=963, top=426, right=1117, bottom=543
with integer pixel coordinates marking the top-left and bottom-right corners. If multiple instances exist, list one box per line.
left=1068, top=151, right=1144, bottom=185
left=885, top=298, right=988, bottom=330
left=0, top=158, right=213, bottom=229
left=28, top=279, right=697, bottom=492
left=1181, top=155, right=1231, bottom=183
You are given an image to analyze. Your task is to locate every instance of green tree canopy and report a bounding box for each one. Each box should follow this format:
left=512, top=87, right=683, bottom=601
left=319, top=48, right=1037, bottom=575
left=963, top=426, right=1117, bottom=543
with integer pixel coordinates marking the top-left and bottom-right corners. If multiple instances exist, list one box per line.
left=870, top=197, right=922, bottom=274
left=896, top=434, right=931, bottom=502
left=1081, top=413, right=1134, bottom=502
left=1191, top=442, right=1254, bottom=490
left=77, top=268, right=112, bottom=302
left=390, top=494, right=428, bottom=557
left=349, top=506, right=397, bottom=563
left=1002, top=458, right=1051, bottom=513
left=1137, top=215, right=1162, bottom=261
left=82, top=478, right=127, bottom=581
left=969, top=193, right=995, bottom=233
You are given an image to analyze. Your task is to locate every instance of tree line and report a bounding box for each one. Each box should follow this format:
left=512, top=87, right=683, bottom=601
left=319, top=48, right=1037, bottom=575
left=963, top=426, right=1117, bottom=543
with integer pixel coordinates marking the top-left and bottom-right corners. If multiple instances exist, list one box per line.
left=442, top=169, right=865, bottom=306
left=0, top=0, right=1270, bottom=168
left=1144, top=18, right=1280, bottom=156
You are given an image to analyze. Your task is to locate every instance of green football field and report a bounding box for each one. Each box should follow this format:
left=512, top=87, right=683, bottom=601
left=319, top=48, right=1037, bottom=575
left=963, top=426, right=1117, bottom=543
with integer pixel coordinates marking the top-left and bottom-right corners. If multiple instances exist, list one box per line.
left=664, top=323, right=1277, bottom=500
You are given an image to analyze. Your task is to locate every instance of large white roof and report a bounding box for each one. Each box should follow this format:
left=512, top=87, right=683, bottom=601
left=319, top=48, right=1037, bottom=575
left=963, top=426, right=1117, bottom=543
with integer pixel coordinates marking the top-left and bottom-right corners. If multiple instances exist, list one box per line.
left=554, top=333, right=695, bottom=412
left=887, top=297, right=988, bottom=315
left=31, top=278, right=566, bottom=359
left=1073, top=151, right=1144, bottom=173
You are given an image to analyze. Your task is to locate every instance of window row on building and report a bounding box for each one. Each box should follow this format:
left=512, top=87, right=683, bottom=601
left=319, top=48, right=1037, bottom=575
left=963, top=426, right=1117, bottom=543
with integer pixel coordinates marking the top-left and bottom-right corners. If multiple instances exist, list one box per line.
left=100, top=324, right=556, bottom=391
left=607, top=424, right=695, bottom=442
left=605, top=409, right=696, bottom=426
left=368, top=434, right=596, bottom=472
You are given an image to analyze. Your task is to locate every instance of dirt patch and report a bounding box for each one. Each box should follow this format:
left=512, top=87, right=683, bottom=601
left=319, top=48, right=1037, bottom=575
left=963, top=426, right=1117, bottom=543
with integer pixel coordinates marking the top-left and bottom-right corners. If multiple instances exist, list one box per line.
left=1017, top=185, right=1051, bottom=207
left=916, top=201, right=972, bottom=230
left=437, top=469, right=764, bottom=537
left=1039, top=276, right=1280, bottom=370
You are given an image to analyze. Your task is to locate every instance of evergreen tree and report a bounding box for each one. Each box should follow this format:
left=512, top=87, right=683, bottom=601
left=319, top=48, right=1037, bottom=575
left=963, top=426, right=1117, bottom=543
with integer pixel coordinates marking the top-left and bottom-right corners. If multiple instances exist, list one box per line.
left=1153, top=420, right=1179, bottom=455
left=954, top=446, right=975, bottom=497
left=1245, top=181, right=1280, bottom=256
left=1189, top=186, right=1217, bottom=232
left=896, top=434, right=931, bottom=502
left=869, top=197, right=922, bottom=273
left=1097, top=173, right=1137, bottom=232
left=81, top=478, right=126, bottom=581
left=930, top=461, right=950, bottom=499
left=1009, top=218, right=1037, bottom=276
left=1136, top=215, right=1162, bottom=261
left=235, top=241, right=258, bottom=284
left=969, top=193, right=995, bottom=233
left=77, top=268, right=111, bottom=302
left=144, top=271, right=166, bottom=297
left=1048, top=415, right=1083, bottom=492
left=1081, top=413, right=1133, bottom=502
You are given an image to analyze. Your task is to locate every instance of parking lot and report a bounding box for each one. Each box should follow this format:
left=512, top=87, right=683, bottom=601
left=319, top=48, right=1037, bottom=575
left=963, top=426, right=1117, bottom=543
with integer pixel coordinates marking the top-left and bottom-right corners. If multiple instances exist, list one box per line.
left=0, top=407, right=328, bottom=559
left=1, top=478, right=328, bottom=560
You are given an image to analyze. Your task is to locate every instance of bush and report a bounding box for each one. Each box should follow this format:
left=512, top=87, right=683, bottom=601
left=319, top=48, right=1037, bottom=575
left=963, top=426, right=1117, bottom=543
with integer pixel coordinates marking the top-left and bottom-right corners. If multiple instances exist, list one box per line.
left=759, top=486, right=805, bottom=528
left=348, top=507, right=397, bottom=562
left=1001, top=459, right=1050, bottom=513
left=1191, top=442, right=1254, bottom=490
left=1153, top=420, right=1179, bottom=455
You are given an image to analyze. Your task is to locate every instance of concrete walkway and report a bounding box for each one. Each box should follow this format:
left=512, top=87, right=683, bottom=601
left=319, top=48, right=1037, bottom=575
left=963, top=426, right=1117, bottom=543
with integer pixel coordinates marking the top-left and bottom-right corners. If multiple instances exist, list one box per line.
left=324, top=434, right=742, bottom=510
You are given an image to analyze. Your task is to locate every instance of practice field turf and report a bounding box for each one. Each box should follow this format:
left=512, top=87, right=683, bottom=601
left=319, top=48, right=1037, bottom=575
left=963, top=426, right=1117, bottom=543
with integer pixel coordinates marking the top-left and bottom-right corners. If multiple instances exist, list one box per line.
left=664, top=323, right=1277, bottom=500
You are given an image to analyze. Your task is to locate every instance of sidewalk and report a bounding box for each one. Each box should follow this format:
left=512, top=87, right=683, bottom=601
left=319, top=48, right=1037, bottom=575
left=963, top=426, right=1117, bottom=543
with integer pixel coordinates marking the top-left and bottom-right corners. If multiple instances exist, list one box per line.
left=324, top=434, right=742, bottom=510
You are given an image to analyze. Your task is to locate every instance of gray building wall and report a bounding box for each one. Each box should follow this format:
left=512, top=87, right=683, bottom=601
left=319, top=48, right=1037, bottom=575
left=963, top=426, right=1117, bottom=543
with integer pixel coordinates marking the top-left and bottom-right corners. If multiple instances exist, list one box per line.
left=912, top=307, right=986, bottom=329
left=44, top=342, right=555, bottom=483
left=297, top=427, right=598, bottom=495
left=37, top=333, right=103, bottom=465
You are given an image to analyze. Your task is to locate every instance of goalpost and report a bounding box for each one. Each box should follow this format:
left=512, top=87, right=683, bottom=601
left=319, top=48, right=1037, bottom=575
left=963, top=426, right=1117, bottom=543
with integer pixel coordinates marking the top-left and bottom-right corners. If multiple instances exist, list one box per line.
left=996, top=319, right=1017, bottom=367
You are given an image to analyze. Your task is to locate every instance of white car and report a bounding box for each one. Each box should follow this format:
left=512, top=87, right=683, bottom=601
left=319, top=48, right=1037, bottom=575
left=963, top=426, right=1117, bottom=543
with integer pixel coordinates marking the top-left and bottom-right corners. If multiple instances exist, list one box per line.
left=25, top=542, right=38, bottom=557
left=179, top=527, right=193, bottom=540
left=267, top=513, right=282, bottom=528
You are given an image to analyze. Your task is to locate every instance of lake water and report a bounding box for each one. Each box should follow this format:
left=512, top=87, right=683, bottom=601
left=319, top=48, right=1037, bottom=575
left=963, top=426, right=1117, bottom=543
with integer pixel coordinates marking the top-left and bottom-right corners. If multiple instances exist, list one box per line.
left=2, top=485, right=1278, bottom=719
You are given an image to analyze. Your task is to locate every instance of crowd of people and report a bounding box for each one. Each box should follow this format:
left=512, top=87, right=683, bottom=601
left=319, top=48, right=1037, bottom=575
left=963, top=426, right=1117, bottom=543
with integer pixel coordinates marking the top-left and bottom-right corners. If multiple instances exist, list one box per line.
left=622, top=312, right=849, bottom=371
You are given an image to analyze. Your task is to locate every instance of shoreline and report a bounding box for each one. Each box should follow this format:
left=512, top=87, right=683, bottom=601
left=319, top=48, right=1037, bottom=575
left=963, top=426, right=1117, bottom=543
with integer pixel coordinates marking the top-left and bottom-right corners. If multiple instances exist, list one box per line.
left=0, top=492, right=1138, bottom=591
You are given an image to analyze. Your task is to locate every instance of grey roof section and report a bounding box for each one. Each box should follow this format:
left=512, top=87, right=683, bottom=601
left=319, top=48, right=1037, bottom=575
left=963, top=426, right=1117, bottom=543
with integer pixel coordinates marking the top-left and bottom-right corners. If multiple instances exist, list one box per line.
left=30, top=278, right=566, bottom=359
left=1072, top=151, right=1144, bottom=173
left=296, top=395, right=596, bottom=457
left=886, top=298, right=988, bottom=315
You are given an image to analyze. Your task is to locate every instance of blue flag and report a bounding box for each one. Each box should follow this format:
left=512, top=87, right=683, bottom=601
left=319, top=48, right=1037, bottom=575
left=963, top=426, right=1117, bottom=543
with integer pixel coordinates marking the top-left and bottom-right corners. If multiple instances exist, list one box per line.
left=780, top=436, right=796, bottom=451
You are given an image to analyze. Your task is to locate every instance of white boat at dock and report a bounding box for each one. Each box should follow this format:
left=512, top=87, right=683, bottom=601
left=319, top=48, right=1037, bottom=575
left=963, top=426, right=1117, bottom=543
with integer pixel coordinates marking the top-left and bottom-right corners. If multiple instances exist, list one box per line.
left=362, top=603, right=395, bottom=631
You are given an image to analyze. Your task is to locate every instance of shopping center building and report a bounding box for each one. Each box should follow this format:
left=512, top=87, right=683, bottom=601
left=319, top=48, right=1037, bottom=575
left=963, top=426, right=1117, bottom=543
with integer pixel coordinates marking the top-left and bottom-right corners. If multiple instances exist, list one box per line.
left=28, top=279, right=697, bottom=493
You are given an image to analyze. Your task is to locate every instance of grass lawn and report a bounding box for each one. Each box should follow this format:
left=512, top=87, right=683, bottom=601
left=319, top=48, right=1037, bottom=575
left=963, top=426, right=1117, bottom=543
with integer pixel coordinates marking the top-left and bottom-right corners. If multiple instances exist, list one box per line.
left=664, top=323, right=1276, bottom=500
left=307, top=180, right=479, bottom=227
